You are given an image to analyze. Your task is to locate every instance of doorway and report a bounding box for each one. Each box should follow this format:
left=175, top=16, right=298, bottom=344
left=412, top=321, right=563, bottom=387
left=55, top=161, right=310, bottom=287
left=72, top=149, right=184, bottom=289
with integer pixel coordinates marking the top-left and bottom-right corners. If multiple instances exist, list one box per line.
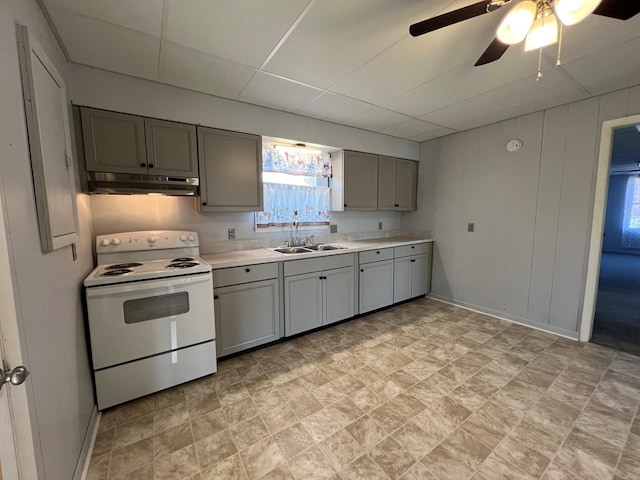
left=582, top=114, right=640, bottom=347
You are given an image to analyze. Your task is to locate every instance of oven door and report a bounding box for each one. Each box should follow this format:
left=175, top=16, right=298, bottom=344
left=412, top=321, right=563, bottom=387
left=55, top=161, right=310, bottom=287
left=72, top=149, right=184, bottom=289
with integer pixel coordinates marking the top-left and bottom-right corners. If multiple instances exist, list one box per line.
left=86, top=272, right=214, bottom=370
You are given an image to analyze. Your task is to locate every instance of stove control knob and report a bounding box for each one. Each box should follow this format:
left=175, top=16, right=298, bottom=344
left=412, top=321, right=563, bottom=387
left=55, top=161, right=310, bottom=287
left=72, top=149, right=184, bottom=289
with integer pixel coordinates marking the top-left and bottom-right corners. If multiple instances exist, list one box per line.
left=188, top=233, right=196, bottom=242
left=180, top=233, right=187, bottom=242
left=110, top=238, right=121, bottom=246
left=147, top=236, right=157, bottom=245
left=100, top=238, right=110, bottom=247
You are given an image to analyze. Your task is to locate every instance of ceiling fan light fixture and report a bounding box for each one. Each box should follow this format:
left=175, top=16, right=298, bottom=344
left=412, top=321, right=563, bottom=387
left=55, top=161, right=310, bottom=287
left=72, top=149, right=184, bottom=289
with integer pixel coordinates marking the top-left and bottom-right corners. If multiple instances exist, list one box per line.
left=554, top=0, right=603, bottom=25
left=524, top=13, right=559, bottom=51
left=497, top=0, right=537, bottom=44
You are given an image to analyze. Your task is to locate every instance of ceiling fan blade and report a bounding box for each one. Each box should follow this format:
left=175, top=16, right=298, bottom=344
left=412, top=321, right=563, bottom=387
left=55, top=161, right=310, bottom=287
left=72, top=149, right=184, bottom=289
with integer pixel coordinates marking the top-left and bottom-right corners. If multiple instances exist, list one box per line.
left=593, top=0, right=640, bottom=20
left=474, top=37, right=510, bottom=66
left=410, top=1, right=503, bottom=37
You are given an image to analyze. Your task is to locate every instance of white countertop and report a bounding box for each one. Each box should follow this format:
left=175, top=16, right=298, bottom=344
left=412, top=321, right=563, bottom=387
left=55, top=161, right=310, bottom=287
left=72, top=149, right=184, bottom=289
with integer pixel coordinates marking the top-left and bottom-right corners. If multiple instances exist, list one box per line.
left=202, top=236, right=434, bottom=269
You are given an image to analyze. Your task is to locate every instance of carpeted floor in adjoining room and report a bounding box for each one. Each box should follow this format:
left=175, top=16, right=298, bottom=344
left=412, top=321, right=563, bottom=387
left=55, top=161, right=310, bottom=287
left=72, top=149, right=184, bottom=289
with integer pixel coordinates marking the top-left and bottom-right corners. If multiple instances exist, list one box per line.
left=592, top=252, right=640, bottom=356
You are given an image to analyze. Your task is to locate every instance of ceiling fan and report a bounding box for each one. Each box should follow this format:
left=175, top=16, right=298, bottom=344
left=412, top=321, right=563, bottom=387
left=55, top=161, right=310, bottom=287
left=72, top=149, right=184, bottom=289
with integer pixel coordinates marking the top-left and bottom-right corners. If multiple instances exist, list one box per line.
left=410, top=0, right=640, bottom=68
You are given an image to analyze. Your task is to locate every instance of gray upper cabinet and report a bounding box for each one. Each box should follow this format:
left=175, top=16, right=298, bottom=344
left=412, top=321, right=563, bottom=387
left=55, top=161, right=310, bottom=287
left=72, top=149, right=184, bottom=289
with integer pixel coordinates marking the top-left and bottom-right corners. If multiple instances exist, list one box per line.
left=343, top=151, right=378, bottom=211
left=80, top=107, right=198, bottom=177
left=144, top=118, right=198, bottom=177
left=378, top=156, right=417, bottom=211
left=81, top=108, right=147, bottom=174
left=198, top=126, right=263, bottom=212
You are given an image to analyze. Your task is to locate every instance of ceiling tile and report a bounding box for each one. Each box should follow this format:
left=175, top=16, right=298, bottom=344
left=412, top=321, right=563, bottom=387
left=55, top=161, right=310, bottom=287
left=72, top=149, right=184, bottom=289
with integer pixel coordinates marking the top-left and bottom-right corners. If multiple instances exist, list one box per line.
left=297, top=92, right=372, bottom=122
left=163, top=0, right=310, bottom=68
left=48, top=7, right=160, bottom=80
left=381, top=119, right=442, bottom=139
left=420, top=67, right=587, bottom=131
left=382, top=47, right=541, bottom=117
left=43, top=0, right=163, bottom=36
left=263, top=0, right=454, bottom=89
left=549, top=14, right=640, bottom=65
left=341, top=107, right=409, bottom=132
left=562, top=37, right=640, bottom=96
left=158, top=41, right=256, bottom=99
left=410, top=128, right=457, bottom=142
left=238, top=72, right=322, bottom=112
left=330, top=10, right=507, bottom=104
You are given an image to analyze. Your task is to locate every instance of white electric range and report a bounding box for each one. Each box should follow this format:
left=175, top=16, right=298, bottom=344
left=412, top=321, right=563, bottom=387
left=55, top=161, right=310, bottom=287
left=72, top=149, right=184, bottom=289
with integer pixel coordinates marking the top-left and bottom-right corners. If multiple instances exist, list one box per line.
left=84, top=230, right=216, bottom=410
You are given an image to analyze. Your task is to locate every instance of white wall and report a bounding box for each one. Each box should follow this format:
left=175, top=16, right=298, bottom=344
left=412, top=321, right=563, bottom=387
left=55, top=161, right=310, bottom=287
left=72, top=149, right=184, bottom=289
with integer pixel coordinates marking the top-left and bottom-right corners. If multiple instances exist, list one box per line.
left=69, top=64, right=420, bottom=160
left=89, top=195, right=402, bottom=253
left=69, top=64, right=418, bottom=247
left=403, top=85, right=640, bottom=338
left=0, top=1, right=95, bottom=478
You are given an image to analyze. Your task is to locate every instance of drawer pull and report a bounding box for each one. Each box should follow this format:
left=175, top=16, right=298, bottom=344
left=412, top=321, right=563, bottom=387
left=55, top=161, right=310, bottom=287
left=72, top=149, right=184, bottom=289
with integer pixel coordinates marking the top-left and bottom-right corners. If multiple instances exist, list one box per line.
left=360, top=269, right=364, bottom=272
left=394, top=204, right=399, bottom=207
left=411, top=245, right=415, bottom=249
left=410, top=259, right=416, bottom=263
left=214, top=295, right=219, bottom=300
left=376, top=251, right=380, bottom=254
left=245, top=268, right=251, bottom=273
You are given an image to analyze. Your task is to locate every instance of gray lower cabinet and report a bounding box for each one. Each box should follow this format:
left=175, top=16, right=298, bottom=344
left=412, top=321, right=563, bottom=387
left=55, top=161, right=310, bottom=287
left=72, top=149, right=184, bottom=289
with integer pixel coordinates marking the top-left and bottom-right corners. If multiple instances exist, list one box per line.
left=198, top=126, right=263, bottom=212
left=393, top=243, right=432, bottom=303
left=213, top=264, right=280, bottom=357
left=358, top=248, right=394, bottom=314
left=284, top=254, right=355, bottom=336
left=80, top=107, right=198, bottom=176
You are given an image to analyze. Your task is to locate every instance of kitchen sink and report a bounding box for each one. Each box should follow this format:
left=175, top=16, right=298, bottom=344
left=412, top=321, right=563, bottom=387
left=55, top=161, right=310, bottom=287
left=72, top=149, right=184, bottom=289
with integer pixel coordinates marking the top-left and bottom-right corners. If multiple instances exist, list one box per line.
left=305, top=244, right=346, bottom=251
left=273, top=247, right=313, bottom=254
left=271, top=244, right=347, bottom=254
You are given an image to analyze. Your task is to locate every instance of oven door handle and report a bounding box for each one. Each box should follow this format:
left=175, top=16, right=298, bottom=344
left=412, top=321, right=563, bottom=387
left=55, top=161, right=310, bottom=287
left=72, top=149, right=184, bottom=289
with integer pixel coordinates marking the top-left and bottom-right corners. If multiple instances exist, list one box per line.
left=85, top=272, right=212, bottom=297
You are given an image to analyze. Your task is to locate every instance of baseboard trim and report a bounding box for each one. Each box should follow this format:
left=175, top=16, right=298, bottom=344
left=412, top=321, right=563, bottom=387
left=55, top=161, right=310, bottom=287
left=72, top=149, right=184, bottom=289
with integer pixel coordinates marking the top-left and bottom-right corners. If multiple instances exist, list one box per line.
left=75, top=407, right=99, bottom=480
left=426, top=294, right=580, bottom=341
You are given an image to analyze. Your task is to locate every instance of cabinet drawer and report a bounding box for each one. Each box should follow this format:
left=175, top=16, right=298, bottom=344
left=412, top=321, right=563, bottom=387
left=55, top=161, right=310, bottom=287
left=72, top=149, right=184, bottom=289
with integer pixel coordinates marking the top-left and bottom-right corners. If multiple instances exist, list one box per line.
left=394, top=242, right=428, bottom=258
left=213, top=262, right=278, bottom=287
left=359, top=248, right=393, bottom=264
left=284, top=253, right=355, bottom=277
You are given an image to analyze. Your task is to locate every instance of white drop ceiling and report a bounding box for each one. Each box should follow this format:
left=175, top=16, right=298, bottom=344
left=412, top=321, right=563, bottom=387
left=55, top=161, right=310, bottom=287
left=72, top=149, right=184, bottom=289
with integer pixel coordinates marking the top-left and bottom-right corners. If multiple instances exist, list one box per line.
left=42, top=0, right=640, bottom=142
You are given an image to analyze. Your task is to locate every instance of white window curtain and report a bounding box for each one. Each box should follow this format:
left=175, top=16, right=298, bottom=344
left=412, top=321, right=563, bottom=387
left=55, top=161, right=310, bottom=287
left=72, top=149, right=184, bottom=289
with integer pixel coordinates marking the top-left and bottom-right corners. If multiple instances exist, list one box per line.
left=622, top=175, right=640, bottom=248
left=256, top=183, right=330, bottom=228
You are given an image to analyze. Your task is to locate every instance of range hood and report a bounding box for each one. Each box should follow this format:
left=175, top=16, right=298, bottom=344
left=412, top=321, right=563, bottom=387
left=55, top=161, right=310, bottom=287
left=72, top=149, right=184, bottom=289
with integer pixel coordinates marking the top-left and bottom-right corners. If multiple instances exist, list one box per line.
left=86, top=172, right=199, bottom=196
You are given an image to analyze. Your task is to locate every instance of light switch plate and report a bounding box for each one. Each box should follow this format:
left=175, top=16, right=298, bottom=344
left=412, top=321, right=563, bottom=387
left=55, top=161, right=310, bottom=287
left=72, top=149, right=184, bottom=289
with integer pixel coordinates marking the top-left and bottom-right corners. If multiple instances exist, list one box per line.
left=468, top=223, right=474, bottom=232
left=228, top=228, right=235, bottom=240
left=330, top=225, right=338, bottom=234
left=378, top=222, right=383, bottom=230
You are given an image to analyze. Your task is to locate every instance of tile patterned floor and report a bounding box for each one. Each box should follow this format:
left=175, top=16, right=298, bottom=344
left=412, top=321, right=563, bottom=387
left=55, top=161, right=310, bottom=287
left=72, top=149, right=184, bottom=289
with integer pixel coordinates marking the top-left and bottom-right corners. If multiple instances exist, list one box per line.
left=87, top=298, right=640, bottom=480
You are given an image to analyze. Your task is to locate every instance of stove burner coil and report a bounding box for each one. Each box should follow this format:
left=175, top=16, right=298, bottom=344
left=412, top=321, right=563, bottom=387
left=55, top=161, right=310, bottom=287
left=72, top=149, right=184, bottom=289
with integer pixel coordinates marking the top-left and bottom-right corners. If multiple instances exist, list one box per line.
left=171, top=257, right=194, bottom=262
left=166, top=262, right=199, bottom=269
left=101, top=269, right=133, bottom=276
left=106, top=262, right=143, bottom=270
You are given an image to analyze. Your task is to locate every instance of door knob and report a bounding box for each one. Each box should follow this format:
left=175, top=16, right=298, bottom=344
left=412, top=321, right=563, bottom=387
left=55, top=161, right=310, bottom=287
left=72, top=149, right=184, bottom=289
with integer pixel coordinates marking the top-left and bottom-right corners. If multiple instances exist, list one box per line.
left=1, top=364, right=29, bottom=390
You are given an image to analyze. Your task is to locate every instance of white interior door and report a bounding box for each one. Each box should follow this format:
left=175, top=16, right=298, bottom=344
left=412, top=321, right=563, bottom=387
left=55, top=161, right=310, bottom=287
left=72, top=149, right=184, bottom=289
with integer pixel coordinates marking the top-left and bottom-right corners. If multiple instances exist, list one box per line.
left=0, top=179, right=36, bottom=480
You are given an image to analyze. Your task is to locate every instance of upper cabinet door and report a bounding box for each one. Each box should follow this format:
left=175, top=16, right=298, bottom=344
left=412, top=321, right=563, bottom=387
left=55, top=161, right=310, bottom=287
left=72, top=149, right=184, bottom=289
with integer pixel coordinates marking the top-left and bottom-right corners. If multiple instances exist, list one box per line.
left=395, top=159, right=417, bottom=211
left=144, top=118, right=198, bottom=177
left=81, top=107, right=147, bottom=174
left=198, top=127, right=263, bottom=212
left=17, top=26, right=79, bottom=252
left=343, top=151, right=378, bottom=211
left=377, top=155, right=397, bottom=211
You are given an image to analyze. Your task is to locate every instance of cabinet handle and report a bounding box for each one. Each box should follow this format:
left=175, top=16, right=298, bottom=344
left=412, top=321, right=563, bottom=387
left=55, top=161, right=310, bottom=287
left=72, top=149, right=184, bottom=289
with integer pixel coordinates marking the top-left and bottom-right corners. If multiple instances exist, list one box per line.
left=202, top=202, right=207, bottom=206
left=410, top=259, right=416, bottom=263
left=360, top=269, right=364, bottom=273
left=245, top=268, right=251, bottom=273
left=140, top=162, right=146, bottom=168
left=344, top=204, right=347, bottom=207
left=394, top=204, right=400, bottom=207
left=148, top=163, right=154, bottom=168
left=376, top=251, right=380, bottom=254
left=214, top=295, right=219, bottom=300
left=411, top=245, right=415, bottom=249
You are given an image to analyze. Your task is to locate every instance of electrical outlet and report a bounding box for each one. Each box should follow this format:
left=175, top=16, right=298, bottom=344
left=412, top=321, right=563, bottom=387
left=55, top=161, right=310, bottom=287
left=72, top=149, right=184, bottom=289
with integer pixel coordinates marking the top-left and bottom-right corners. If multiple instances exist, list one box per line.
left=378, top=222, right=383, bottom=230
left=330, top=224, right=338, bottom=234
left=467, top=223, right=474, bottom=233
left=228, top=228, right=236, bottom=240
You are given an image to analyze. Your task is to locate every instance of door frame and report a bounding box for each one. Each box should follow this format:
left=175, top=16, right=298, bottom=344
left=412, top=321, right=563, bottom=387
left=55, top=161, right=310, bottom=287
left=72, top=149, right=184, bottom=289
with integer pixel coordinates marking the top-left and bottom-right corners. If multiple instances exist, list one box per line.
left=0, top=184, right=38, bottom=478
left=580, top=113, right=640, bottom=341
